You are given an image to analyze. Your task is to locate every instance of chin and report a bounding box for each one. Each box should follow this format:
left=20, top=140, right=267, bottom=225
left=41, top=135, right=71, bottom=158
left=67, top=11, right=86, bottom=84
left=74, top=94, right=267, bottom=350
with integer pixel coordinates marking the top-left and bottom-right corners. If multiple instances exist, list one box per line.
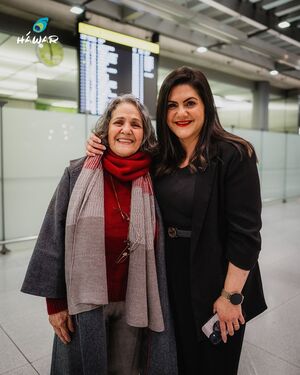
left=114, top=148, right=136, bottom=158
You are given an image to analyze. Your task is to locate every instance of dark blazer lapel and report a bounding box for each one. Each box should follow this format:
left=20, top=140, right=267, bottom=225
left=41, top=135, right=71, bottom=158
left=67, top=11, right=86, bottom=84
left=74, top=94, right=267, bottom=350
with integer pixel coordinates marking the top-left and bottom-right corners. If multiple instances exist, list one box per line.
left=190, top=159, right=217, bottom=258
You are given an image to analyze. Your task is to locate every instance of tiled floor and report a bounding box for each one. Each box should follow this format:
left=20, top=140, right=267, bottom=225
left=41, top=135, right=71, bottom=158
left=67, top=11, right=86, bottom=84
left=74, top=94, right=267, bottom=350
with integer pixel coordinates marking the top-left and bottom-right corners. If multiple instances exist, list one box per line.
left=1, top=199, right=300, bottom=374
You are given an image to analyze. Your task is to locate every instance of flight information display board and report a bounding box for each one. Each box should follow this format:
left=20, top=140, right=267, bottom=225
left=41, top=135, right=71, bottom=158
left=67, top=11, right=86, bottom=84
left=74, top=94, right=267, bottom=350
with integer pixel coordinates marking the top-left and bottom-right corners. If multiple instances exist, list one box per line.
left=79, top=23, right=159, bottom=117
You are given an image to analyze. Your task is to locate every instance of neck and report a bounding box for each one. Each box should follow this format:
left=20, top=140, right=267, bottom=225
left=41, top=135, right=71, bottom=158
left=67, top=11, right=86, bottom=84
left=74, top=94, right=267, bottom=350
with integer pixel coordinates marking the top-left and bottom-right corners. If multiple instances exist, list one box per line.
left=179, top=138, right=197, bottom=167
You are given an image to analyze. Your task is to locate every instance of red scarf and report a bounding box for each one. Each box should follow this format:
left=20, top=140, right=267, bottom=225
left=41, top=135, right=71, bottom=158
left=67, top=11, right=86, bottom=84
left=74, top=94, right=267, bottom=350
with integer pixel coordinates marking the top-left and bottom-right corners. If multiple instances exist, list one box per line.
left=102, top=149, right=151, bottom=182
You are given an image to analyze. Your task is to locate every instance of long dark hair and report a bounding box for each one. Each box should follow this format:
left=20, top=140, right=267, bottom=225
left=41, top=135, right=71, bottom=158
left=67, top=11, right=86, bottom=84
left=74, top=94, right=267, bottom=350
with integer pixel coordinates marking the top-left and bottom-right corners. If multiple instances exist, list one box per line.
left=155, top=66, right=255, bottom=176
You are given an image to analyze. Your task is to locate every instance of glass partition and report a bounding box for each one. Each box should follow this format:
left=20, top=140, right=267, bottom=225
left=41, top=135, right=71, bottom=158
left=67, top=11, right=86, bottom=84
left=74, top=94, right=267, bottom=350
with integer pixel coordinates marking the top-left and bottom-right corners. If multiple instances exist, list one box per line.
left=268, top=96, right=299, bottom=133
left=286, top=134, right=300, bottom=198
left=2, top=107, right=96, bottom=239
left=0, top=107, right=300, bottom=241
left=226, top=127, right=300, bottom=201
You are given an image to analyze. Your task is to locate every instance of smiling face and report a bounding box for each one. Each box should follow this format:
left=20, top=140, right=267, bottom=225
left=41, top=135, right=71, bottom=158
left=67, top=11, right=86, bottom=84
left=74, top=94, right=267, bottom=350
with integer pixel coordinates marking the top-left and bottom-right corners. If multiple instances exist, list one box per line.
left=108, top=102, right=144, bottom=157
left=166, top=84, right=205, bottom=150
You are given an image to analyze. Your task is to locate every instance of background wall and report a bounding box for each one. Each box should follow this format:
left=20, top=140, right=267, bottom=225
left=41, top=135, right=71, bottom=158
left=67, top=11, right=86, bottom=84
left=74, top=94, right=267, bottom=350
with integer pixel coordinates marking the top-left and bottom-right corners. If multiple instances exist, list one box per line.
left=1, top=106, right=300, bottom=240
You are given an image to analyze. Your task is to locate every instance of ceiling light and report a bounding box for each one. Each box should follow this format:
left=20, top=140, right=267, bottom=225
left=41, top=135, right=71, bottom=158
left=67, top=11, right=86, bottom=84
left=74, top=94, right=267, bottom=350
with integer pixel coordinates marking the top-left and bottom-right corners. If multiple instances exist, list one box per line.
left=270, top=70, right=279, bottom=76
left=70, top=6, right=84, bottom=15
left=278, top=21, right=290, bottom=29
left=196, top=46, right=208, bottom=53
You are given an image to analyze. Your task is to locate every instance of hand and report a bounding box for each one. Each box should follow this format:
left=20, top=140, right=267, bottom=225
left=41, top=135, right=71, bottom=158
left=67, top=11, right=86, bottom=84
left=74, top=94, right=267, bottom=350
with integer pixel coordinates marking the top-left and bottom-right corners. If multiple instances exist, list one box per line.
left=86, top=133, right=106, bottom=156
left=213, top=297, right=245, bottom=344
left=49, top=309, right=75, bottom=345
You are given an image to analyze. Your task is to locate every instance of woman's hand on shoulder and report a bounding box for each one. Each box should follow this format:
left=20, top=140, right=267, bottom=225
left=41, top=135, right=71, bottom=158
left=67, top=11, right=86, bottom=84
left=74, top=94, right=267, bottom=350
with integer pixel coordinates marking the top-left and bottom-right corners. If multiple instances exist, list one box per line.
left=213, top=297, right=245, bottom=344
left=86, top=133, right=106, bottom=156
left=49, top=309, right=75, bottom=344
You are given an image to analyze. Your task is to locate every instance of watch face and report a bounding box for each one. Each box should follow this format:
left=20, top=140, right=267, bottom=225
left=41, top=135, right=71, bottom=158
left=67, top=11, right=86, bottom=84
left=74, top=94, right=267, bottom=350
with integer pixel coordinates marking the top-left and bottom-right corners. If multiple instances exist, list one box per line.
left=230, top=293, right=243, bottom=305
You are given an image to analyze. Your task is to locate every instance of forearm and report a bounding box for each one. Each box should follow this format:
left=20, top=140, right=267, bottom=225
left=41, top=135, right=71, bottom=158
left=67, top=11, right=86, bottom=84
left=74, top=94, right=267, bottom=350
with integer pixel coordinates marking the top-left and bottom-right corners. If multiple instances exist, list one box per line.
left=223, top=262, right=249, bottom=293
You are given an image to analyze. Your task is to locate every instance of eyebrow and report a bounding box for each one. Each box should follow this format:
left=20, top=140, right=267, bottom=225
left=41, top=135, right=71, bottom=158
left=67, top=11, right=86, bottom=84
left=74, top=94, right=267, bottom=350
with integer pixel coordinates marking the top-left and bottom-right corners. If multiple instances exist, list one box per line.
left=112, top=116, right=142, bottom=122
left=168, top=96, right=198, bottom=103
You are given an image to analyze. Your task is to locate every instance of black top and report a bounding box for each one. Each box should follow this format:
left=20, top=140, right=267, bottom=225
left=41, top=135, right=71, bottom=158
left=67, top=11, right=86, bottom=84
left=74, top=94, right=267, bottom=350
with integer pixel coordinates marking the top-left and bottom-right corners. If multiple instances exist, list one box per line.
left=154, top=166, right=197, bottom=228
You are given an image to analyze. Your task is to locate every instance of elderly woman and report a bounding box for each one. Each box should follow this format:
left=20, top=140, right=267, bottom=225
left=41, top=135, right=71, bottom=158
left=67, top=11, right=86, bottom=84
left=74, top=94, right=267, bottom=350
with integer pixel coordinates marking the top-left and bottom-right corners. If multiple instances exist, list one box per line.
left=21, top=94, right=177, bottom=375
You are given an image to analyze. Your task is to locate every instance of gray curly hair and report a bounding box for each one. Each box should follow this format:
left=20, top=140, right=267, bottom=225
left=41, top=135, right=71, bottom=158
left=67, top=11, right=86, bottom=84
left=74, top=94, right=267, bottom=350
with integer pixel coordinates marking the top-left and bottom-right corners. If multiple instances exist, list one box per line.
left=94, top=94, right=157, bottom=155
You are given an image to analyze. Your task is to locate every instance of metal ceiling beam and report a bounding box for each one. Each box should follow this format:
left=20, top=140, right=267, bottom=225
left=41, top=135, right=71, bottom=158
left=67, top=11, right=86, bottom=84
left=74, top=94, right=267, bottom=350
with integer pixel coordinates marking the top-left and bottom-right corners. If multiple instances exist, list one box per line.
left=1, top=0, right=298, bottom=87
left=131, top=13, right=218, bottom=46
left=122, top=7, right=144, bottom=22
left=130, top=11, right=289, bottom=74
left=261, top=0, right=292, bottom=10
left=118, top=0, right=300, bottom=68
left=285, top=14, right=300, bottom=23
left=282, top=10, right=300, bottom=21
left=160, top=42, right=300, bottom=89
left=86, top=0, right=122, bottom=20
left=159, top=55, right=256, bottom=89
left=0, top=0, right=77, bottom=26
left=117, top=0, right=248, bottom=42
left=274, top=0, right=300, bottom=14
left=185, top=0, right=199, bottom=8
left=210, top=43, right=274, bottom=69
left=197, top=0, right=299, bottom=41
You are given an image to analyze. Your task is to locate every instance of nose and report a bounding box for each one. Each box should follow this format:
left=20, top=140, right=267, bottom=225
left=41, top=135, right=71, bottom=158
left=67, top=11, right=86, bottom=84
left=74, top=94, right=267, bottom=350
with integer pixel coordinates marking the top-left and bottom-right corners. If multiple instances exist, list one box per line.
left=177, top=105, right=188, bottom=117
left=121, top=122, right=132, bottom=134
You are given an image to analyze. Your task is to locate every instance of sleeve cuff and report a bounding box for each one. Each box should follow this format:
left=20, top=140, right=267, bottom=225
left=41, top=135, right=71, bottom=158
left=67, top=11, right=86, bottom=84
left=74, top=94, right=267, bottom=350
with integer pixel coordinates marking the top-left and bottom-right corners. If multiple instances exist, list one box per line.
left=226, top=251, right=259, bottom=271
left=46, top=298, right=68, bottom=315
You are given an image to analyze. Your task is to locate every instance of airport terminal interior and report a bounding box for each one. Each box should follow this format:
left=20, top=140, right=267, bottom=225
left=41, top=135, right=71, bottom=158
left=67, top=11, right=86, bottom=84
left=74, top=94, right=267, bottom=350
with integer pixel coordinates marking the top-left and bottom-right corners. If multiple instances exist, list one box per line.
left=0, top=0, right=300, bottom=374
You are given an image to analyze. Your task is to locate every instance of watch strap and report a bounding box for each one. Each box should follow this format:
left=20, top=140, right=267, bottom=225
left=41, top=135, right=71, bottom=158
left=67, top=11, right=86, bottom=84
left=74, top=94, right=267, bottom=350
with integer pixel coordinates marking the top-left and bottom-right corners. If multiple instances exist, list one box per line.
left=221, top=289, right=232, bottom=301
left=221, top=289, right=244, bottom=305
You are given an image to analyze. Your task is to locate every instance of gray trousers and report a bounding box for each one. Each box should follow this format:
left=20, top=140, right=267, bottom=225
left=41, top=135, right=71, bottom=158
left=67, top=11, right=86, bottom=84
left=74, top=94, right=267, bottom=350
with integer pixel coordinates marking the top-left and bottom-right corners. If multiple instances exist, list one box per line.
left=104, top=301, right=141, bottom=375
left=50, top=303, right=142, bottom=375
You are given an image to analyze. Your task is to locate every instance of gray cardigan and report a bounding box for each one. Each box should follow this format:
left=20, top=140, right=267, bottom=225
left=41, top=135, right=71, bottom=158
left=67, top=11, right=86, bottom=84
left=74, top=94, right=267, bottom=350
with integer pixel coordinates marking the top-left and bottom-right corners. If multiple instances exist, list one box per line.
left=21, top=157, right=178, bottom=375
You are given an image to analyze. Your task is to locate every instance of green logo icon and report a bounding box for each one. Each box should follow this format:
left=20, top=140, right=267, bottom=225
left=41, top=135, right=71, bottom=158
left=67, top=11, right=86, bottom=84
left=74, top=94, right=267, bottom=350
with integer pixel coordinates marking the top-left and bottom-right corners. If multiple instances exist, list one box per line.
left=33, top=17, right=49, bottom=33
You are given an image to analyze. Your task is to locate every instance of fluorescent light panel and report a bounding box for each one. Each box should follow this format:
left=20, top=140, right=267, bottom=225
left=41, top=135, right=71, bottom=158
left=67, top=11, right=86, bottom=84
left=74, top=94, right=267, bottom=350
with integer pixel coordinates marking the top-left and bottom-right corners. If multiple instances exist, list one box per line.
left=196, top=46, right=208, bottom=53
left=70, top=6, right=84, bottom=15
left=278, top=21, right=290, bottom=29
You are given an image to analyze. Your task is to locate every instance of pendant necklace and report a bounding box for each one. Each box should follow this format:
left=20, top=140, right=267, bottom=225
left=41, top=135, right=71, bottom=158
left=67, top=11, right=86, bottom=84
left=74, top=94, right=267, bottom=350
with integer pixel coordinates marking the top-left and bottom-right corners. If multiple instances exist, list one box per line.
left=110, top=175, right=132, bottom=264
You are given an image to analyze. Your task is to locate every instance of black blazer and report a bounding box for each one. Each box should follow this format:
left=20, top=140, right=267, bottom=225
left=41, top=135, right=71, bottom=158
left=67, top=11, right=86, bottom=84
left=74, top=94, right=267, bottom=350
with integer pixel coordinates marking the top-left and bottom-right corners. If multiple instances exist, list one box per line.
left=189, top=141, right=267, bottom=340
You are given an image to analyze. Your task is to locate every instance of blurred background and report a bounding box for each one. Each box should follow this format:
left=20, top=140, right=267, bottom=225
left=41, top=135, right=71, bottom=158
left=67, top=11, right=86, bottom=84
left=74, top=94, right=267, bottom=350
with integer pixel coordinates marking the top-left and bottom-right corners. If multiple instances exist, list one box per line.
left=0, top=0, right=299, bottom=374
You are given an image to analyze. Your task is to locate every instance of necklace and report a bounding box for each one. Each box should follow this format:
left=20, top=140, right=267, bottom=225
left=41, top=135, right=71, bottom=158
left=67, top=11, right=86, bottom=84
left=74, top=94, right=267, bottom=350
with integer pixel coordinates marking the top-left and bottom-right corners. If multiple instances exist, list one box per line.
left=109, top=175, right=131, bottom=264
left=110, top=175, right=130, bottom=222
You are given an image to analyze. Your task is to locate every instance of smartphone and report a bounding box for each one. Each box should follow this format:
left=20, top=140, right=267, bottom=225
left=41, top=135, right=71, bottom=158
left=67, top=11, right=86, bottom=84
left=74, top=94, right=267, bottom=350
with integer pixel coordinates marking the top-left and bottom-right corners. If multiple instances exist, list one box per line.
left=201, top=313, right=225, bottom=345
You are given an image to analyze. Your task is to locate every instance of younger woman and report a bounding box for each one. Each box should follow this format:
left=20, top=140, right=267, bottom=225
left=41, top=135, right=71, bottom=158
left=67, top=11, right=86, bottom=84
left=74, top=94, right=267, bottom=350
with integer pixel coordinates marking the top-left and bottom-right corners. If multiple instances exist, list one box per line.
left=87, top=67, right=267, bottom=375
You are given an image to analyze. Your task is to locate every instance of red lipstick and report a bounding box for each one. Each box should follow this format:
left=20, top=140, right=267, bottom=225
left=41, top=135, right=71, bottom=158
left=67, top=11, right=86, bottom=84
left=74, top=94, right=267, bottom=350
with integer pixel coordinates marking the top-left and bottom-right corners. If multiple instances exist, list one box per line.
left=175, top=120, right=192, bottom=127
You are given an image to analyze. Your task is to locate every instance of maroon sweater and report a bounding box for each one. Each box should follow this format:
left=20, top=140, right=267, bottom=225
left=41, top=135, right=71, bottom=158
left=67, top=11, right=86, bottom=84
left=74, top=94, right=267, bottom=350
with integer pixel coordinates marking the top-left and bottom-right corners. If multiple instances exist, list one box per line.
left=46, top=171, right=131, bottom=315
